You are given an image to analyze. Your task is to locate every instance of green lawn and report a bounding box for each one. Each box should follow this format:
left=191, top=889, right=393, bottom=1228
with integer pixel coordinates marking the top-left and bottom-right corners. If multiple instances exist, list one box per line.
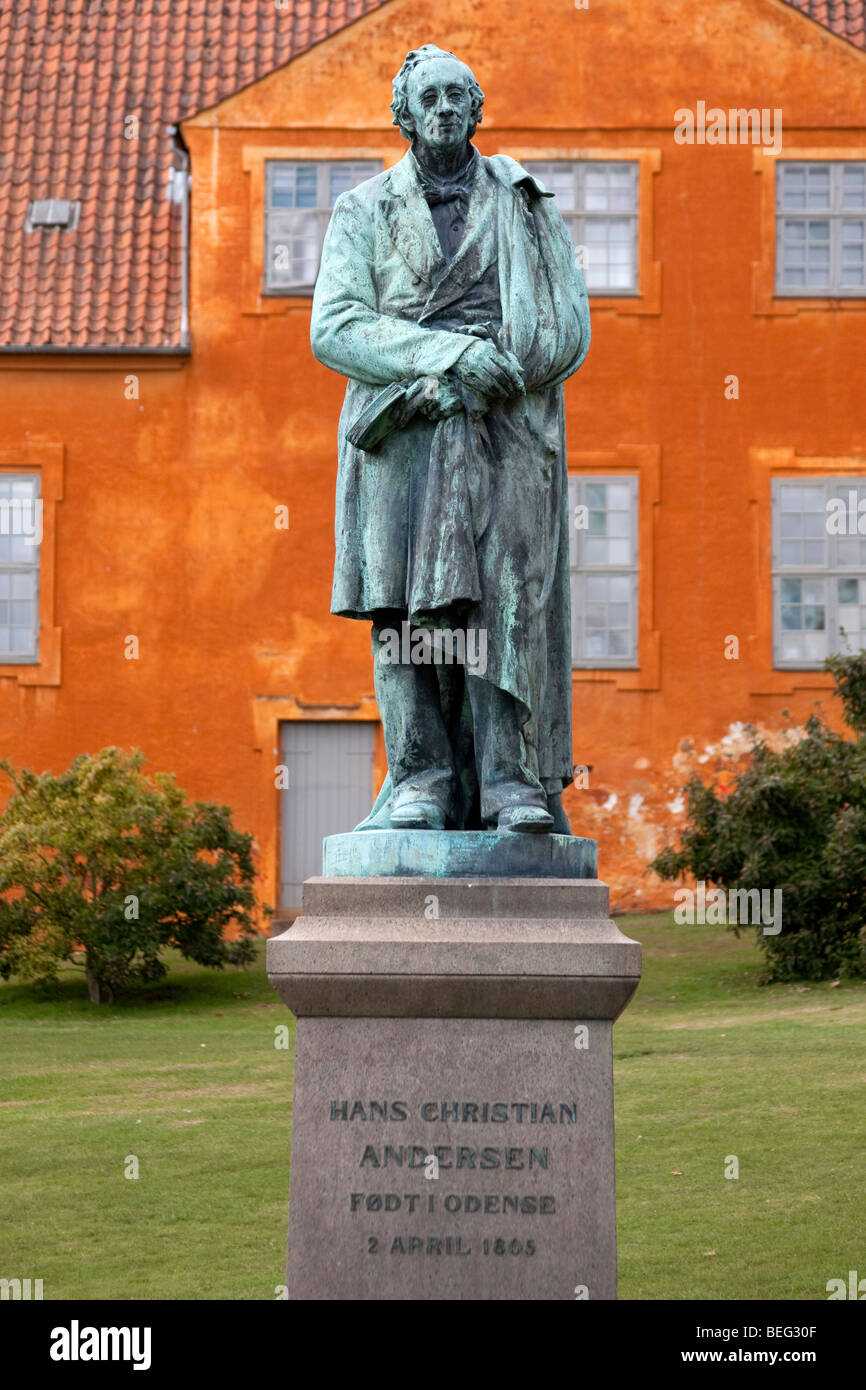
left=0, top=917, right=862, bottom=1300
left=614, top=914, right=865, bottom=1300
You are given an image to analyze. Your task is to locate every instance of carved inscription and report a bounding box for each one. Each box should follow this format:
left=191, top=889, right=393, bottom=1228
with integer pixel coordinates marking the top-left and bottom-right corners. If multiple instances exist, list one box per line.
left=330, top=1098, right=578, bottom=1257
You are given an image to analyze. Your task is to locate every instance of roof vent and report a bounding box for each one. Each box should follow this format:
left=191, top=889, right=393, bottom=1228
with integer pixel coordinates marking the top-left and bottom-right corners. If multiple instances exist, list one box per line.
left=25, top=199, right=81, bottom=232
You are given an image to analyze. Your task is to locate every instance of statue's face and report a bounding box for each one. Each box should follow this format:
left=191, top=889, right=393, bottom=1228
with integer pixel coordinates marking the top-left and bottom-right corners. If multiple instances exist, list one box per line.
left=405, top=56, right=473, bottom=153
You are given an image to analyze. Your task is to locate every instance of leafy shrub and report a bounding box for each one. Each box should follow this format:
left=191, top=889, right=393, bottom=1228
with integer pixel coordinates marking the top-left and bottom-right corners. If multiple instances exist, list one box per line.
left=650, top=652, right=866, bottom=982
left=0, top=748, right=270, bottom=1001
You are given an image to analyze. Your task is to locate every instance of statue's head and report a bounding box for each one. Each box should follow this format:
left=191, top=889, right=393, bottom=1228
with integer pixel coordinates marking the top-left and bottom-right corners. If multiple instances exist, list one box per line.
left=391, top=45, right=484, bottom=153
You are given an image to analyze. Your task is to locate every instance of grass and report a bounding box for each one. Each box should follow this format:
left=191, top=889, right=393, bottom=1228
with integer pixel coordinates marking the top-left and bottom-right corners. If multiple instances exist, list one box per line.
left=0, top=918, right=862, bottom=1300
left=0, top=952, right=293, bottom=1300
left=613, top=913, right=866, bottom=1300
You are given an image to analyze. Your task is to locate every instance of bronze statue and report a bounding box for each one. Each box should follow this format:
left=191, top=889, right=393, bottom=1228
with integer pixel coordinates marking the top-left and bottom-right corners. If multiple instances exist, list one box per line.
left=311, top=45, right=590, bottom=835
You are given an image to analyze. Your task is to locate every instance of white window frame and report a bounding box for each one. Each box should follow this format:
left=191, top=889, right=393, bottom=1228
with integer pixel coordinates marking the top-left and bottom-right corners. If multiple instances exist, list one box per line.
left=772, top=476, right=866, bottom=669
left=264, top=159, right=382, bottom=295
left=775, top=161, right=866, bottom=297
left=0, top=473, right=41, bottom=664
left=568, top=474, right=639, bottom=668
left=523, top=160, right=639, bottom=295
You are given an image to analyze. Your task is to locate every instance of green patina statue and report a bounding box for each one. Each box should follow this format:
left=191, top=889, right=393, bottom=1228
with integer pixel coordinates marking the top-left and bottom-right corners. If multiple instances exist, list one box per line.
left=311, top=44, right=591, bottom=835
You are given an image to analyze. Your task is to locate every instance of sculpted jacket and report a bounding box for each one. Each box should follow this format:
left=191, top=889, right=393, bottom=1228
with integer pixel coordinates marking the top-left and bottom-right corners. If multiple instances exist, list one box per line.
left=310, top=146, right=591, bottom=793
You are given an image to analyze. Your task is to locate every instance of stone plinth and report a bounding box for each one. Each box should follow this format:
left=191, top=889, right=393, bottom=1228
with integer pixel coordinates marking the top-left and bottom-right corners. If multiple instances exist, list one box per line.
left=323, top=829, right=597, bottom=879
left=267, top=860, right=641, bottom=1301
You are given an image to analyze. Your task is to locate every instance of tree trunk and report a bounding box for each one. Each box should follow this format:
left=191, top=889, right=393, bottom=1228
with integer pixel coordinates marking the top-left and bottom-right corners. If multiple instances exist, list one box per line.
left=85, top=959, right=103, bottom=1004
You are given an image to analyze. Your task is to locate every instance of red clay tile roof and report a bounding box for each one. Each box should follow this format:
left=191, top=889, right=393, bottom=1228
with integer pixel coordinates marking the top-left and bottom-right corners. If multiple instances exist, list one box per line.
left=782, top=1, right=866, bottom=50
left=0, top=0, right=391, bottom=350
left=1, top=1, right=864, bottom=350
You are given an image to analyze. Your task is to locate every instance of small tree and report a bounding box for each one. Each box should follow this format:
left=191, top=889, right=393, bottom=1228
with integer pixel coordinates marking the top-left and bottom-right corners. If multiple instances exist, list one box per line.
left=650, top=652, right=866, bottom=982
left=0, top=748, right=270, bottom=1002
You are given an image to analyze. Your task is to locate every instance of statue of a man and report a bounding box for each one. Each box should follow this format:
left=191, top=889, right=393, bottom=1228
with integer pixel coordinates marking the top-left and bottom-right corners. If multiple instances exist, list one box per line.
left=311, top=45, right=590, bottom=835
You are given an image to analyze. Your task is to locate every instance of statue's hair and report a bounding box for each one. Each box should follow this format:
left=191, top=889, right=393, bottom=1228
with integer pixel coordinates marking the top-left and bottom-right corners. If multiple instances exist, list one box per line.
left=390, top=44, right=484, bottom=142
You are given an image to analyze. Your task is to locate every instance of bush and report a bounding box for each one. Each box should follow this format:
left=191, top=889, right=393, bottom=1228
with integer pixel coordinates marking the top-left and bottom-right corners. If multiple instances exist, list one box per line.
left=0, top=748, right=271, bottom=1002
left=650, top=652, right=866, bottom=982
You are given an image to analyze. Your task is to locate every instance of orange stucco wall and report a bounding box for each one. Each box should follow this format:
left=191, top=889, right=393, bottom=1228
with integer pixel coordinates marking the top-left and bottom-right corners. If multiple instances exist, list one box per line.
left=2, top=0, right=865, bottom=916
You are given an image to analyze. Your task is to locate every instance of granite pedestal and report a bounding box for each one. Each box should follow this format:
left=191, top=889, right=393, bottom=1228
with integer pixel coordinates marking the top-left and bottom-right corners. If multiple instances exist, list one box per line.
left=267, top=831, right=641, bottom=1301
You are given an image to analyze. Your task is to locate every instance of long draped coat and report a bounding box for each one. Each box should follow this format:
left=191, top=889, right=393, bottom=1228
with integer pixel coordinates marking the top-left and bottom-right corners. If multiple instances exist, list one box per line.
left=310, top=147, right=591, bottom=798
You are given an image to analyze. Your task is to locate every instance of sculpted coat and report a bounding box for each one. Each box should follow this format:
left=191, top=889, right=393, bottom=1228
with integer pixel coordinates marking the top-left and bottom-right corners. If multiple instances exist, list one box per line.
left=311, top=146, right=591, bottom=825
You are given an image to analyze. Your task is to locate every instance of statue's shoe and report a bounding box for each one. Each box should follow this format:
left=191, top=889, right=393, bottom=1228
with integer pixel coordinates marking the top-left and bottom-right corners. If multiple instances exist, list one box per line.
left=390, top=798, right=447, bottom=830
left=497, top=805, right=555, bottom=834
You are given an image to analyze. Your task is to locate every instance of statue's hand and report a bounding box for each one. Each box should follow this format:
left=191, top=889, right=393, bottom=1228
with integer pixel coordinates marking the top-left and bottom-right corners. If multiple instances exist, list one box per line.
left=420, top=377, right=463, bottom=420
left=393, top=376, right=440, bottom=428
left=451, top=339, right=525, bottom=400
left=395, top=376, right=463, bottom=426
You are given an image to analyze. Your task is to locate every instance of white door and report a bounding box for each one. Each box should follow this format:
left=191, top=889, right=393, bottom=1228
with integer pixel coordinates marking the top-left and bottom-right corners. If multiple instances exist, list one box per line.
left=279, top=721, right=375, bottom=911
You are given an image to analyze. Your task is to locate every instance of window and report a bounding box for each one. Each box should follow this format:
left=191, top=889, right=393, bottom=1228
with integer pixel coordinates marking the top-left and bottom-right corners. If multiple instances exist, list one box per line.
left=568, top=476, right=638, bottom=667
left=264, top=160, right=381, bottom=293
left=776, top=162, right=866, bottom=295
left=24, top=199, right=80, bottom=232
left=772, top=478, right=866, bottom=667
left=0, top=474, right=40, bottom=662
left=523, top=161, right=639, bottom=293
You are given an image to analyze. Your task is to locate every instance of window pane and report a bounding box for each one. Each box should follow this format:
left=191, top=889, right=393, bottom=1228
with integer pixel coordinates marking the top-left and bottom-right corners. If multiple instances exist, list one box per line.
left=839, top=578, right=859, bottom=604
left=774, top=477, right=866, bottom=668
left=270, top=170, right=296, bottom=208
left=329, top=163, right=377, bottom=205
left=803, top=605, right=825, bottom=630
left=781, top=635, right=804, bottom=661
left=780, top=165, right=806, bottom=210
left=804, top=632, right=827, bottom=662
left=528, top=163, right=578, bottom=207
left=841, top=220, right=865, bottom=287
left=836, top=576, right=864, bottom=648
left=265, top=161, right=381, bottom=291
left=569, top=476, right=637, bottom=667
left=584, top=169, right=610, bottom=212
left=843, top=165, right=866, bottom=209
left=802, top=579, right=824, bottom=605
left=777, top=163, right=866, bottom=294
left=607, top=539, right=628, bottom=565
left=582, top=217, right=636, bottom=291
left=524, top=162, right=638, bottom=293
left=606, top=484, right=631, bottom=510
left=0, top=470, right=39, bottom=663
left=609, top=575, right=630, bottom=601
left=837, top=538, right=863, bottom=567
left=806, top=168, right=830, bottom=209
